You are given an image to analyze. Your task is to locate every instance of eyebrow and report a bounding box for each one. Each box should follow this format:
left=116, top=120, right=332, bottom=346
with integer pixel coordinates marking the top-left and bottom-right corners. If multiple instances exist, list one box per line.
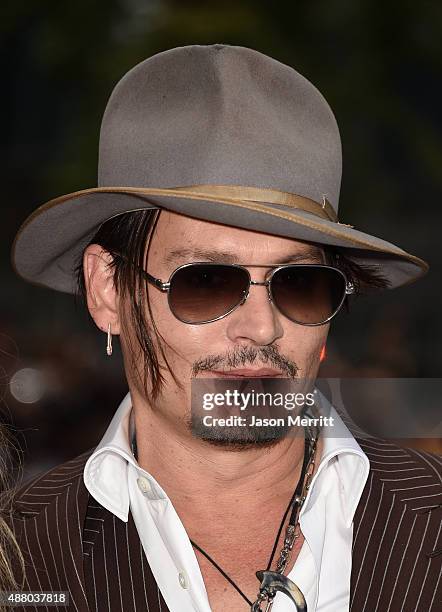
left=163, top=246, right=325, bottom=266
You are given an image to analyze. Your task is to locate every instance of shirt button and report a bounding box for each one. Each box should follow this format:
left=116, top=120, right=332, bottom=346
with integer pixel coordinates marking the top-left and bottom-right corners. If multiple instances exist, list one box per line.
left=178, top=570, right=188, bottom=589
left=137, top=476, right=151, bottom=494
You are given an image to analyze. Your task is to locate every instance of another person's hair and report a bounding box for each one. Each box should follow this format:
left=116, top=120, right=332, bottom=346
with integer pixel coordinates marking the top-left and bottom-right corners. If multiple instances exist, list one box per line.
left=0, top=425, right=24, bottom=609
left=75, top=209, right=389, bottom=400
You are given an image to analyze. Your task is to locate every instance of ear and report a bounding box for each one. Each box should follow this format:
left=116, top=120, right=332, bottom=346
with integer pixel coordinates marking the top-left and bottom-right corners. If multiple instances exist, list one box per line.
left=83, top=244, right=121, bottom=335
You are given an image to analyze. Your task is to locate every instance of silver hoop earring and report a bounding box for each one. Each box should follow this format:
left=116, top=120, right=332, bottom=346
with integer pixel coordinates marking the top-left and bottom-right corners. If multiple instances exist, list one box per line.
left=106, top=323, right=113, bottom=356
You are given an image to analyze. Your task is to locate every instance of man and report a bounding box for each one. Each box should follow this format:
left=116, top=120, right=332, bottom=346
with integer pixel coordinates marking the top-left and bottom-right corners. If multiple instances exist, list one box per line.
left=8, top=44, right=441, bottom=611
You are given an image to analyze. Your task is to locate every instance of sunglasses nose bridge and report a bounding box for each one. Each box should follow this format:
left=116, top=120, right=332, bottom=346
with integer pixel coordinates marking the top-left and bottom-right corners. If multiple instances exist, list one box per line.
left=249, top=279, right=272, bottom=302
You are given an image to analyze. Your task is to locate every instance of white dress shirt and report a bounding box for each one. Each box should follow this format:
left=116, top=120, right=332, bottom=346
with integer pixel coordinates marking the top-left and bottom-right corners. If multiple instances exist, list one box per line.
left=84, top=389, right=370, bottom=611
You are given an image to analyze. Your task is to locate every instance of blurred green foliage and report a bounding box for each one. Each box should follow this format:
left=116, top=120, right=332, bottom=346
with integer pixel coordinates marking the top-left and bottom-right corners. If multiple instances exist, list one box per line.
left=2, top=0, right=442, bottom=378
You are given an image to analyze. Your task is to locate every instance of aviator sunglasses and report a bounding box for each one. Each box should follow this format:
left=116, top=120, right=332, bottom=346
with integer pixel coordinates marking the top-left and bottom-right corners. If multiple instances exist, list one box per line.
left=123, top=257, right=355, bottom=326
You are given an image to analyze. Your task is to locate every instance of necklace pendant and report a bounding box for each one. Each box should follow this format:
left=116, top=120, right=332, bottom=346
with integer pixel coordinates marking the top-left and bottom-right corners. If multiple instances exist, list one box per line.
left=263, top=599, right=274, bottom=612
left=251, top=592, right=274, bottom=612
left=252, top=570, right=307, bottom=611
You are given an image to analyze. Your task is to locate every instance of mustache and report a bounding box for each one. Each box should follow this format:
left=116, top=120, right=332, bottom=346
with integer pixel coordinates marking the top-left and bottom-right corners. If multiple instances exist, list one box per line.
left=191, top=345, right=299, bottom=378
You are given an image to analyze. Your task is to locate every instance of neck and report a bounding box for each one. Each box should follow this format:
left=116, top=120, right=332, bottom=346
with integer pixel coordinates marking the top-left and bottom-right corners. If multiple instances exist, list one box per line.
left=132, top=396, right=322, bottom=517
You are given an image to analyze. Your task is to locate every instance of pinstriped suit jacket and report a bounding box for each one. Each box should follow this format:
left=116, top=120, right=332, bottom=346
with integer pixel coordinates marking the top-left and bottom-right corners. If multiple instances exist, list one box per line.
left=7, top=438, right=442, bottom=612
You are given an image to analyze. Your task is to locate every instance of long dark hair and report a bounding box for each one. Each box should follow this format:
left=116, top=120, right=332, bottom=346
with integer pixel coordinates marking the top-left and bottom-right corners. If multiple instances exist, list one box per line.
left=75, top=209, right=389, bottom=399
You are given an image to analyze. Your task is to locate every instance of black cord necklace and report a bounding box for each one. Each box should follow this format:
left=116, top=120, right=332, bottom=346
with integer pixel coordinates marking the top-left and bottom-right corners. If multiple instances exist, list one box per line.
left=189, top=434, right=317, bottom=611
left=131, top=430, right=317, bottom=611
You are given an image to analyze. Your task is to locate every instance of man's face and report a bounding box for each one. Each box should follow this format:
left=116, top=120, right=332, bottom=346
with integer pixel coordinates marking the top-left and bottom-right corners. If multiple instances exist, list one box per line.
left=121, top=210, right=330, bottom=446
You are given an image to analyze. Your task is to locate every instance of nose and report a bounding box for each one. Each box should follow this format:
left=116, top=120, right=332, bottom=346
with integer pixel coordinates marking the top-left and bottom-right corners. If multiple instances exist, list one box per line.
left=225, top=278, right=284, bottom=346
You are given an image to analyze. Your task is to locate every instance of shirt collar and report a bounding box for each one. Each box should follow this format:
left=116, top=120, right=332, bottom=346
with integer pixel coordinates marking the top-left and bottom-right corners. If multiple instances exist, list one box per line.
left=84, top=391, right=167, bottom=522
left=84, top=389, right=370, bottom=525
left=302, top=388, right=370, bottom=527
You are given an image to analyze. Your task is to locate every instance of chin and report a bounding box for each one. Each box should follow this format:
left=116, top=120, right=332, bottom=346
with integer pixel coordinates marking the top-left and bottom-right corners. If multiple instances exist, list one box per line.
left=187, top=420, right=291, bottom=451
left=200, top=437, right=287, bottom=452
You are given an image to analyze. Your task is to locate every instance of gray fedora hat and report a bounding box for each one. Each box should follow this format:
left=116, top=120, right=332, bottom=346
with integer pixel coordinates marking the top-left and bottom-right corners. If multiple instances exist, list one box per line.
left=12, top=43, right=428, bottom=294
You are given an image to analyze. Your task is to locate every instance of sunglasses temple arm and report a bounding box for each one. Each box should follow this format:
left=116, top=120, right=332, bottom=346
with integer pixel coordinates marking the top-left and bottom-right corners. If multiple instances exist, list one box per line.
left=108, top=249, right=169, bottom=291
left=345, top=280, right=355, bottom=295
left=141, top=270, right=170, bottom=292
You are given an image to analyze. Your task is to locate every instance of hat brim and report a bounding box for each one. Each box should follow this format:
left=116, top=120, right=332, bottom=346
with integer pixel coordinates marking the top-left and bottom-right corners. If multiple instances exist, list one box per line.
left=12, top=186, right=428, bottom=294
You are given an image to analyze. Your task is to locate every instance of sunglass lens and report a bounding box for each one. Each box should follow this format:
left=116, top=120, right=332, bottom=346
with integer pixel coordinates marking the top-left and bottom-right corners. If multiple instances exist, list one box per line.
left=271, top=266, right=346, bottom=325
left=169, top=265, right=249, bottom=323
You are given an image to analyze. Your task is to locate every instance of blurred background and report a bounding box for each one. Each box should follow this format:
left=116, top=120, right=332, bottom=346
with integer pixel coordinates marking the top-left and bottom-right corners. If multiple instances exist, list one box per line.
left=2, top=0, right=441, bottom=479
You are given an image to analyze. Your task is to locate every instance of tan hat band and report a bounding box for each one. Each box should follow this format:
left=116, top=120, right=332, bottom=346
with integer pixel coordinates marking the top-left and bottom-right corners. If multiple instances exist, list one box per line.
left=170, top=184, right=339, bottom=222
